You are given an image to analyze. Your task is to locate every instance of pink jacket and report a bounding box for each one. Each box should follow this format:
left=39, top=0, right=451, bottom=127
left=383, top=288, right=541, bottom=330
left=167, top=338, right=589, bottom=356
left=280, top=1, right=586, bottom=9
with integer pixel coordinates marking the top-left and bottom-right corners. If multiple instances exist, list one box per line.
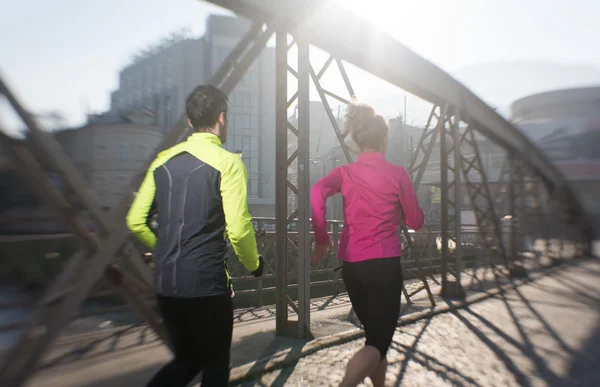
left=310, top=152, right=424, bottom=262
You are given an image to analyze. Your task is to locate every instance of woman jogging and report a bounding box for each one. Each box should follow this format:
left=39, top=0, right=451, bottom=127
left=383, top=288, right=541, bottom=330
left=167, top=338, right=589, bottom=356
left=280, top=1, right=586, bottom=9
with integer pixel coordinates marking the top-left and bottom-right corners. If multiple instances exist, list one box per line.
left=310, top=102, right=424, bottom=387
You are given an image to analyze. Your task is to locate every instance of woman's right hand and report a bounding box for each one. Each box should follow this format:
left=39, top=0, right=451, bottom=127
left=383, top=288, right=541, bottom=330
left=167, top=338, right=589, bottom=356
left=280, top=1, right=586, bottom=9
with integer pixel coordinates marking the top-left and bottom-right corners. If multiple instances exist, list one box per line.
left=311, top=242, right=332, bottom=265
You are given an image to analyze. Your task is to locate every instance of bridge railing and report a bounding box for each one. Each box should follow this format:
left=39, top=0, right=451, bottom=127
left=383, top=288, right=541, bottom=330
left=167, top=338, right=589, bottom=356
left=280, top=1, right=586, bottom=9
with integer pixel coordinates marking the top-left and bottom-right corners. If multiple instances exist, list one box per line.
left=0, top=212, right=587, bottom=339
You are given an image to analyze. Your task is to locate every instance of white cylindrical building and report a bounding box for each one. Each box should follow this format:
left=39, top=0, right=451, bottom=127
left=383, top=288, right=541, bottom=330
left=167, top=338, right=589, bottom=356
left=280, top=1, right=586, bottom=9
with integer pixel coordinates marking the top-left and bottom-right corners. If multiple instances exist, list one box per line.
left=511, top=86, right=600, bottom=220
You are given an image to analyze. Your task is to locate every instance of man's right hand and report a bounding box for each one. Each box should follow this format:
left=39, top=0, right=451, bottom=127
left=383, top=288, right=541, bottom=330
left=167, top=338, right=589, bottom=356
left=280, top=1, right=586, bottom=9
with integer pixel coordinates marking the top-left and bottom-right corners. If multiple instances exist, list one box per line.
left=252, top=255, right=265, bottom=277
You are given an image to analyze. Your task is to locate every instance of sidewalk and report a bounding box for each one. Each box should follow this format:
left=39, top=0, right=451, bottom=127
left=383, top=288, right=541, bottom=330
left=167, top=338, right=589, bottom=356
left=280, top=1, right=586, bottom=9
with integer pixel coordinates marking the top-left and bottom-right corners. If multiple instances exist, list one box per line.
left=245, top=259, right=600, bottom=386
left=19, top=259, right=597, bottom=386
left=21, top=273, right=444, bottom=386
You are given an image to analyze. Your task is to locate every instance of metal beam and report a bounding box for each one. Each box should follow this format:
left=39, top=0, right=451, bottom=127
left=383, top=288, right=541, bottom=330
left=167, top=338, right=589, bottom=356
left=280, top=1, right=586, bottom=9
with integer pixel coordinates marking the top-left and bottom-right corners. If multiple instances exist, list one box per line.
left=205, top=0, right=590, bottom=234
left=274, top=29, right=289, bottom=336
left=296, top=37, right=311, bottom=339
left=439, top=113, right=450, bottom=290
left=220, top=27, right=274, bottom=94
left=410, top=105, right=447, bottom=190
left=452, top=113, right=463, bottom=286
left=309, top=65, right=353, bottom=163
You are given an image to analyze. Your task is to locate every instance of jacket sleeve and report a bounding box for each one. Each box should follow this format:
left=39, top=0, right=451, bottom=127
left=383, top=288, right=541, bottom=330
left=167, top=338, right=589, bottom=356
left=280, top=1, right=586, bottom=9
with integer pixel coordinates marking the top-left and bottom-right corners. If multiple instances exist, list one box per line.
left=126, top=167, right=158, bottom=249
left=310, top=167, right=343, bottom=246
left=220, top=155, right=259, bottom=272
left=398, top=167, right=425, bottom=231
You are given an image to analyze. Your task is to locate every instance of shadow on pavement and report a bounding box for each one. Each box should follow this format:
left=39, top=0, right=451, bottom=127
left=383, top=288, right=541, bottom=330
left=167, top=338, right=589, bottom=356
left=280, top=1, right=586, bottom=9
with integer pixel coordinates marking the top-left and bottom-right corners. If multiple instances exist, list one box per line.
left=446, top=305, right=532, bottom=387
left=567, top=319, right=600, bottom=386
left=441, top=267, right=600, bottom=387
left=82, top=363, right=160, bottom=387
left=38, top=324, right=159, bottom=370
left=391, top=317, right=432, bottom=386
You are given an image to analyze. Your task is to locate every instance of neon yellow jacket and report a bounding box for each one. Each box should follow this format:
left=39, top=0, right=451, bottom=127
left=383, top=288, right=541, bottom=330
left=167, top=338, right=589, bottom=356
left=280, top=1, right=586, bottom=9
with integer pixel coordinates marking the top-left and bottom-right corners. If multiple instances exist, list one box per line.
left=126, top=133, right=259, bottom=296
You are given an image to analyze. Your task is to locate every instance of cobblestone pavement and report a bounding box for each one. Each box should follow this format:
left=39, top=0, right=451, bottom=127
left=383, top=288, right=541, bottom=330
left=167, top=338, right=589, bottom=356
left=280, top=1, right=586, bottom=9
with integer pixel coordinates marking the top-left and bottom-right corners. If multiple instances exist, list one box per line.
left=243, top=260, right=600, bottom=387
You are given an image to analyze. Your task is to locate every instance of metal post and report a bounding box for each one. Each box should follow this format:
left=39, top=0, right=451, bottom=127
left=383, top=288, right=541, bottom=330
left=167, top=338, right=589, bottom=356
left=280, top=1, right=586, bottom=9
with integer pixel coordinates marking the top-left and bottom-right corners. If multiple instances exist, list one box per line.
left=439, top=115, right=450, bottom=291
left=507, top=153, right=527, bottom=277
left=296, top=37, right=311, bottom=339
left=508, top=154, right=516, bottom=262
left=275, top=30, right=289, bottom=336
left=517, top=164, right=528, bottom=254
left=452, top=112, right=463, bottom=289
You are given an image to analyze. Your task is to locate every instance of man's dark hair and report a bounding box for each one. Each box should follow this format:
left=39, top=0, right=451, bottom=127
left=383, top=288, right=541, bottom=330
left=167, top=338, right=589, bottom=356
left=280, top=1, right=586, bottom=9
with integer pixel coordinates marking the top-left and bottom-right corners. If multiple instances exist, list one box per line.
left=185, top=85, right=228, bottom=131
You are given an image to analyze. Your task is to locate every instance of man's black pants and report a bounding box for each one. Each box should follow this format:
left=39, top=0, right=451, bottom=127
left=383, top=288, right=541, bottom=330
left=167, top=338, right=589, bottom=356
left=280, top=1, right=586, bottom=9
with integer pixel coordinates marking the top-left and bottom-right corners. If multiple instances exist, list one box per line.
left=147, top=294, right=233, bottom=387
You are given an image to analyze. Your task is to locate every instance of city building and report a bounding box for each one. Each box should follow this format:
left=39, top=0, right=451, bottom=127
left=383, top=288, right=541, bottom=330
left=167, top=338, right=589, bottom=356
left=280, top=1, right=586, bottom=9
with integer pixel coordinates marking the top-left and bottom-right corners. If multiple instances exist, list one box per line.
left=0, top=109, right=162, bottom=233
left=107, top=15, right=277, bottom=216
left=511, top=86, right=600, bottom=218
left=54, top=110, right=164, bottom=210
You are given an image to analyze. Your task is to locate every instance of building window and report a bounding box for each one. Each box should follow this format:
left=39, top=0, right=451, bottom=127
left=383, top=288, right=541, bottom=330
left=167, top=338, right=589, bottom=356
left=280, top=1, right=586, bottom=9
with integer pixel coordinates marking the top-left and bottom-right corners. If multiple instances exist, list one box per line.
left=117, top=144, right=129, bottom=160
left=96, top=144, right=108, bottom=160
left=243, top=136, right=251, bottom=152
left=145, top=66, right=152, bottom=96
left=242, top=91, right=251, bottom=107
left=116, top=175, right=129, bottom=194
left=243, top=114, right=250, bottom=130
left=249, top=177, right=258, bottom=196
left=251, top=115, right=258, bottom=130
left=250, top=136, right=258, bottom=151
left=95, top=174, right=108, bottom=194
left=136, top=144, right=148, bottom=160
left=234, top=114, right=243, bottom=130
left=137, top=73, right=143, bottom=91
left=166, top=57, right=172, bottom=76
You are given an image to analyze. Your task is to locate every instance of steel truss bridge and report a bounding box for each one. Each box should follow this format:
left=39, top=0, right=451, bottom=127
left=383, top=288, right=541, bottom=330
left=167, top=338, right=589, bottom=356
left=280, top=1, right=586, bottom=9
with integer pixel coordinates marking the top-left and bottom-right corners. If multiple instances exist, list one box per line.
left=0, top=1, right=593, bottom=386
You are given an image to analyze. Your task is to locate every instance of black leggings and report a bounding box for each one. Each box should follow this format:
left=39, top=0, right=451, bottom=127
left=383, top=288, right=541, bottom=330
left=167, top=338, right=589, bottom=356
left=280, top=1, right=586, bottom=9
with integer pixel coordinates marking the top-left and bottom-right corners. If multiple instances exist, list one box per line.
left=343, top=257, right=403, bottom=359
left=147, top=294, right=233, bottom=387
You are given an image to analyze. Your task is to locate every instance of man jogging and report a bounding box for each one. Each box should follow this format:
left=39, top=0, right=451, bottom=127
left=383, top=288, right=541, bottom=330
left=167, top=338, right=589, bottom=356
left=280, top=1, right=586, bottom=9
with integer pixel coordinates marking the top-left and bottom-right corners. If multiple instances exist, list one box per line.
left=127, top=85, right=264, bottom=386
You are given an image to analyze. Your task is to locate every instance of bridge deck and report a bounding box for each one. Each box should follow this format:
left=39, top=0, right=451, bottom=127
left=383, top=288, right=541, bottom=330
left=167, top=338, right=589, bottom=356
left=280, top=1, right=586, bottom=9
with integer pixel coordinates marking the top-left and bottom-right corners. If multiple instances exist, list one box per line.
left=11, top=259, right=600, bottom=386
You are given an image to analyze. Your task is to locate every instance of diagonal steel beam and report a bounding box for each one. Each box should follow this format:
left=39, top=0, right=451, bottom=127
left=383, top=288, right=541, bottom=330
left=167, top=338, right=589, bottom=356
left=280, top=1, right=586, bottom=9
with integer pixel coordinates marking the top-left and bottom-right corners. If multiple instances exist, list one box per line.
left=309, top=64, right=353, bottom=163
left=335, top=58, right=355, bottom=99
left=459, top=126, right=508, bottom=270
left=410, top=105, right=447, bottom=190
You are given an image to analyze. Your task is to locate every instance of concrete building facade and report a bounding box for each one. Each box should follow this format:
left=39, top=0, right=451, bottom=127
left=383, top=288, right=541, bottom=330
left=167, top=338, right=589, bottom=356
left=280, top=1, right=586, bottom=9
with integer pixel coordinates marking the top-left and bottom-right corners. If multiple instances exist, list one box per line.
left=54, top=114, right=164, bottom=210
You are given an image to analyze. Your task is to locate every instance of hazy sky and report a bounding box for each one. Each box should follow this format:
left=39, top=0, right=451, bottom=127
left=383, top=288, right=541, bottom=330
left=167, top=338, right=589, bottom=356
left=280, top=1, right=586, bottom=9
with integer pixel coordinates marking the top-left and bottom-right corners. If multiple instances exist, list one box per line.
left=2, top=0, right=600, bottom=131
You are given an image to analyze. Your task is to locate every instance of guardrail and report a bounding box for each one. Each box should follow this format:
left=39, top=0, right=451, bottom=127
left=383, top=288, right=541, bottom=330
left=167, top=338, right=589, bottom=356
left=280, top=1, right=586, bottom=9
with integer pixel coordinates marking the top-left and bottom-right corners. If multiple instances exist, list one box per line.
left=0, top=217, right=586, bottom=335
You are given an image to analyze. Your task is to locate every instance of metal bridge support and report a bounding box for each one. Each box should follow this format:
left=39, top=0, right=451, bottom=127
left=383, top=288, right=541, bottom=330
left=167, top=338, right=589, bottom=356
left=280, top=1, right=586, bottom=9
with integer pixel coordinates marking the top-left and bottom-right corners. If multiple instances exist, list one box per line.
left=274, top=29, right=290, bottom=337
left=296, top=37, right=312, bottom=339
left=458, top=125, right=509, bottom=283
left=273, top=33, right=314, bottom=338
left=507, top=153, right=529, bottom=278
left=439, top=110, right=466, bottom=298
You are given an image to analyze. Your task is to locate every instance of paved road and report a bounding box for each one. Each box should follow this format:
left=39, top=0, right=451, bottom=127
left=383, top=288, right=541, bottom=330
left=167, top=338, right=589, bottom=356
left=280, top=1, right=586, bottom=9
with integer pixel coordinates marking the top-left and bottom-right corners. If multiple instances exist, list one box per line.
left=245, top=259, right=600, bottom=387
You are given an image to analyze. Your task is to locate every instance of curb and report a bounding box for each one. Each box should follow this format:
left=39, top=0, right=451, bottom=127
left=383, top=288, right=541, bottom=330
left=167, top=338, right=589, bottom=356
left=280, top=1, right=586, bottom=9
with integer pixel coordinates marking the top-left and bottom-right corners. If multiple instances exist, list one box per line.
left=228, top=263, right=566, bottom=385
